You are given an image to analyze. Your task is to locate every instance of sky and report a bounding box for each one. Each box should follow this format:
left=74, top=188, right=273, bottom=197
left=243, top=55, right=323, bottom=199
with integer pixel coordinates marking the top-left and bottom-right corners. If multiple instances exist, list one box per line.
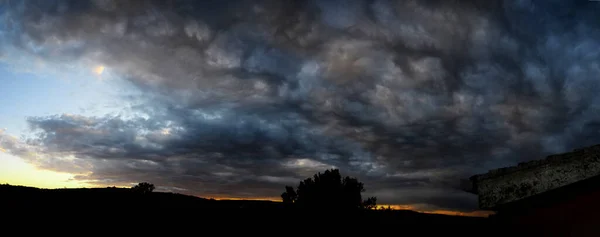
left=0, top=0, right=599, bottom=215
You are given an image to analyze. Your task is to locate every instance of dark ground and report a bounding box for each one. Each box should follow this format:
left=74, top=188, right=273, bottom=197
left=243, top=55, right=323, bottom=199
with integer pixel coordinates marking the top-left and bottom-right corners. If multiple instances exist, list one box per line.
left=0, top=184, right=510, bottom=235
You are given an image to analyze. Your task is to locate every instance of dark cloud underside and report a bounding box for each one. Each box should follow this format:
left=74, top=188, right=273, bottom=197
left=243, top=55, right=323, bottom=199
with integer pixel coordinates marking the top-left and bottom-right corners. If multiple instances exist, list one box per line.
left=1, top=0, right=599, bottom=211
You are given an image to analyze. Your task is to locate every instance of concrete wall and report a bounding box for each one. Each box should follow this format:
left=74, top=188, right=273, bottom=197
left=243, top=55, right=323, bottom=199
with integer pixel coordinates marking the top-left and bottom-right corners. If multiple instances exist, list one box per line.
left=471, top=144, right=600, bottom=209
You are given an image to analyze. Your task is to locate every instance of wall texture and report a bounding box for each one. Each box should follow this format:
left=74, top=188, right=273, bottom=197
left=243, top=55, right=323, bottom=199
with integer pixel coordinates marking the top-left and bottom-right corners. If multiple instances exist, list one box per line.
left=470, top=144, right=600, bottom=209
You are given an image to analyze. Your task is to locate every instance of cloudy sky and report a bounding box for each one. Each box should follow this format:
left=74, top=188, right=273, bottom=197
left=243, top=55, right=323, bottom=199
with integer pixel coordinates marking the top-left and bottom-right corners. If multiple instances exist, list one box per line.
left=0, top=0, right=599, bottom=214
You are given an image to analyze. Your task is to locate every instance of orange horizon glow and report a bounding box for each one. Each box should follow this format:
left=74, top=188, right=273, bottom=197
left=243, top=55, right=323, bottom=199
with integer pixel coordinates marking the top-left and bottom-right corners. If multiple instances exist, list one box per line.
left=374, top=204, right=494, bottom=217
left=206, top=196, right=282, bottom=202
left=421, top=209, right=494, bottom=217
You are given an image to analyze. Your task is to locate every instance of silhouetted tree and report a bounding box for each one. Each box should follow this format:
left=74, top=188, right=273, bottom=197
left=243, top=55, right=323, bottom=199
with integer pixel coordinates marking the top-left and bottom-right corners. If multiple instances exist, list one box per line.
left=281, top=169, right=377, bottom=209
left=362, top=197, right=377, bottom=210
left=281, top=186, right=297, bottom=204
left=132, top=182, right=155, bottom=194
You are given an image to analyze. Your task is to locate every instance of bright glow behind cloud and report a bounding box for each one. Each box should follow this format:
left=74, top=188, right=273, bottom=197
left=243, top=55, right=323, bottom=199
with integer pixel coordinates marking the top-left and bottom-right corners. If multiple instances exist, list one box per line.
left=94, top=65, right=105, bottom=75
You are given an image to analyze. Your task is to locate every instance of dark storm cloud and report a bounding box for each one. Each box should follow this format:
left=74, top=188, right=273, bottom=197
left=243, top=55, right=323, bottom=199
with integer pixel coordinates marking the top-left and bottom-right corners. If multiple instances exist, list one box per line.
left=1, top=0, right=600, bottom=211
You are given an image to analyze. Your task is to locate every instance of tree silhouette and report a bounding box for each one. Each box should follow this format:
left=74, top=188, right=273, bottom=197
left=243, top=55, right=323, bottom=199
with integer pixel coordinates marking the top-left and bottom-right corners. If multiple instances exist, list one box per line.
left=362, top=197, right=377, bottom=210
left=281, top=186, right=297, bottom=204
left=132, top=182, right=155, bottom=194
left=281, top=169, right=377, bottom=209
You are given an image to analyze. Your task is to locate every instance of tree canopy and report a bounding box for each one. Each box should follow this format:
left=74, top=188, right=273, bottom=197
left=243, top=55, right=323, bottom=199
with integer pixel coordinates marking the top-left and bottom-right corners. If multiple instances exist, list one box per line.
left=132, top=182, right=155, bottom=194
left=281, top=169, right=377, bottom=209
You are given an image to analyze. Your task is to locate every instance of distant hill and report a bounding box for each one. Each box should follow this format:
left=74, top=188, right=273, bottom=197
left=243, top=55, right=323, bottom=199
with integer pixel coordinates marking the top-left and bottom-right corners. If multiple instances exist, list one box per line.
left=0, top=183, right=496, bottom=234
left=0, top=184, right=283, bottom=209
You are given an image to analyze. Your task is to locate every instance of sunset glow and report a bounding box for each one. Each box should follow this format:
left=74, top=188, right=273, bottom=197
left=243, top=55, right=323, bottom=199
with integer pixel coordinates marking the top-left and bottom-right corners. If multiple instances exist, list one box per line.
left=375, top=205, right=494, bottom=217
left=0, top=152, right=85, bottom=188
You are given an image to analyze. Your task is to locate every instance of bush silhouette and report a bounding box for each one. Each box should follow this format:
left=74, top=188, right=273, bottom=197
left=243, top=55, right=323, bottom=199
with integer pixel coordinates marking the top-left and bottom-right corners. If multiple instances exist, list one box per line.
left=281, top=169, right=377, bottom=209
left=132, top=182, right=155, bottom=194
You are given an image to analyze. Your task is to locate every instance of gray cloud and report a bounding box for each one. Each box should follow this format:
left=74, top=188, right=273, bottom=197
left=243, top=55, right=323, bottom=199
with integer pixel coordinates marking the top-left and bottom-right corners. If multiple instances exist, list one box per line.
left=1, top=0, right=600, bottom=212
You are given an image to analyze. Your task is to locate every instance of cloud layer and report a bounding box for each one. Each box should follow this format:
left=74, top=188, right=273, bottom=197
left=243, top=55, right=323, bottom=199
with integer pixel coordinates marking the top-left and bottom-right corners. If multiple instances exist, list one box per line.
left=1, top=0, right=600, bottom=211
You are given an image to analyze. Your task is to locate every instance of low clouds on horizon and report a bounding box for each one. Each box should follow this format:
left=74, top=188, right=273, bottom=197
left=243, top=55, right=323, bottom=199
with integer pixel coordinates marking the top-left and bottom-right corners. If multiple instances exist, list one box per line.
left=1, top=0, right=600, bottom=212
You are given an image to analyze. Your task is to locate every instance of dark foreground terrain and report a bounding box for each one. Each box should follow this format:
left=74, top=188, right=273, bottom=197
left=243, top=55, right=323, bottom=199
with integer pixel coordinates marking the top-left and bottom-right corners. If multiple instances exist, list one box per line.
left=0, top=184, right=503, bottom=235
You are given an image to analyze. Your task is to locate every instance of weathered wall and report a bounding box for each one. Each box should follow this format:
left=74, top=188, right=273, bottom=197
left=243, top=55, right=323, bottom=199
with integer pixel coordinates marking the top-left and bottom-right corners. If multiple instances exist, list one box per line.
left=471, top=144, right=600, bottom=209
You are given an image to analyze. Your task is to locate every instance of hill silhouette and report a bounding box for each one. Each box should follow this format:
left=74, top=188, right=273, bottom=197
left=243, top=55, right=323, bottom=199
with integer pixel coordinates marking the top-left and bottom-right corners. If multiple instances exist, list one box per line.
left=0, top=183, right=505, bottom=235
left=0, top=184, right=284, bottom=209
